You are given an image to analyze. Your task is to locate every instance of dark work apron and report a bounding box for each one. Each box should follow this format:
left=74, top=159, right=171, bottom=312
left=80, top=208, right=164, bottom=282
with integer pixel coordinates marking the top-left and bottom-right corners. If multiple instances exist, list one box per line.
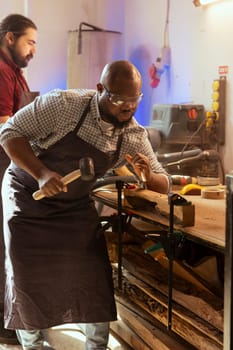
left=0, top=91, right=40, bottom=305
left=2, top=98, right=119, bottom=330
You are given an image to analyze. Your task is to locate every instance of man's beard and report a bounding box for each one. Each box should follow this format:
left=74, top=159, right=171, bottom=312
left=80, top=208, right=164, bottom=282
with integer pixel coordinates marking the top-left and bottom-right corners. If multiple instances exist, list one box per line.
left=100, top=109, right=133, bottom=129
left=8, top=45, right=32, bottom=68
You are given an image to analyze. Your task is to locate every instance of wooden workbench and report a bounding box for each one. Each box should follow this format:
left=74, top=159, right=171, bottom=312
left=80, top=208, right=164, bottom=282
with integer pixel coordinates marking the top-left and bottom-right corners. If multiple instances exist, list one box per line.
left=93, top=186, right=225, bottom=251
left=93, top=185, right=226, bottom=349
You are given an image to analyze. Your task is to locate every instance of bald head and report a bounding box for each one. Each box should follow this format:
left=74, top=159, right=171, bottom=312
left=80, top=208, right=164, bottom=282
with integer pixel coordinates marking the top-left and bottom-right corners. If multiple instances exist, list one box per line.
left=97, top=60, right=143, bottom=128
left=100, top=60, right=142, bottom=90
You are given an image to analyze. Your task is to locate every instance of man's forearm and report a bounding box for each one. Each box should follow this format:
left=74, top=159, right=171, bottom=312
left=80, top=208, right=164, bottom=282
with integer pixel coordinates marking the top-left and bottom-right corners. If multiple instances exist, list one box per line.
left=147, top=172, right=170, bottom=194
left=2, top=137, right=48, bottom=181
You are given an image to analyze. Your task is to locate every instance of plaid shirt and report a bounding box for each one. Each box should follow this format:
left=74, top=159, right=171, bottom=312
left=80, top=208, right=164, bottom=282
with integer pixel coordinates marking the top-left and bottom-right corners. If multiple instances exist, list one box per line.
left=0, top=88, right=167, bottom=174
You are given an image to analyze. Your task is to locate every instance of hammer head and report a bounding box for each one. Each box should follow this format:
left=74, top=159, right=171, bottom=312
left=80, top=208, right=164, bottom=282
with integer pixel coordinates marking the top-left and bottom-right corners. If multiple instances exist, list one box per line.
left=79, top=157, right=95, bottom=181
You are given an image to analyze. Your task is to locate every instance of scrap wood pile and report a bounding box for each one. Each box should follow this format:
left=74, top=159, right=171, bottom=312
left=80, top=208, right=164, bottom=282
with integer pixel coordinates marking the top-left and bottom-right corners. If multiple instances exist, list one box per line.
left=105, top=224, right=224, bottom=350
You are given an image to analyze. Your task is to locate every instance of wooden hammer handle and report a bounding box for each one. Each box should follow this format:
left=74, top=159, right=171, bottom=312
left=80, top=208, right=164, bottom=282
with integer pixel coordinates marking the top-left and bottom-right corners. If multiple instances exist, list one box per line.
left=32, top=169, right=81, bottom=200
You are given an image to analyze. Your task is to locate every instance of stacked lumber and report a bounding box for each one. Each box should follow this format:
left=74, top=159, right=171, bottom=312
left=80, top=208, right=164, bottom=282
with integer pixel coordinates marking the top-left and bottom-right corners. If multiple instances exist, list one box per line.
left=105, top=228, right=224, bottom=350
left=111, top=300, right=193, bottom=350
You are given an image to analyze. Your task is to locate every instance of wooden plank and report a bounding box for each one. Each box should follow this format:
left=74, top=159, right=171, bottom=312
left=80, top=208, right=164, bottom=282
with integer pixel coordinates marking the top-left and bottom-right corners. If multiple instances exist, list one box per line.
left=111, top=319, right=152, bottom=350
left=147, top=248, right=215, bottom=294
left=113, top=266, right=223, bottom=350
left=183, top=195, right=225, bottom=249
left=123, top=188, right=195, bottom=227
left=113, top=301, right=193, bottom=350
left=142, top=239, right=221, bottom=295
left=121, top=266, right=223, bottom=338
left=122, top=247, right=223, bottom=331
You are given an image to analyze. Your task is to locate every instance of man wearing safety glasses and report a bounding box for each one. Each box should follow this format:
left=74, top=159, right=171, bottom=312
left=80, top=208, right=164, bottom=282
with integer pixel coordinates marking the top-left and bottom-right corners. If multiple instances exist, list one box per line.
left=97, top=63, right=143, bottom=129
left=0, top=60, right=170, bottom=350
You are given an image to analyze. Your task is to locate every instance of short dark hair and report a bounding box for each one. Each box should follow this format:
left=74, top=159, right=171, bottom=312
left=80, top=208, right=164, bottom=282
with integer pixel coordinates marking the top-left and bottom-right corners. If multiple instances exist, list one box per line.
left=0, top=13, right=37, bottom=44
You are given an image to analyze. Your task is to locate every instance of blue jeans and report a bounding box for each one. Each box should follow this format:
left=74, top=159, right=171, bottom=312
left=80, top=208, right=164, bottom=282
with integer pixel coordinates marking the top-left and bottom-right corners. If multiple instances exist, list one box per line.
left=16, top=322, right=109, bottom=350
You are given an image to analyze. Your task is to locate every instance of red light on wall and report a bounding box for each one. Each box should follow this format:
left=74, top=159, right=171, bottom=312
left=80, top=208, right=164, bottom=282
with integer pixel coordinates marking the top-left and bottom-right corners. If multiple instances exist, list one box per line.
left=187, top=108, right=198, bottom=120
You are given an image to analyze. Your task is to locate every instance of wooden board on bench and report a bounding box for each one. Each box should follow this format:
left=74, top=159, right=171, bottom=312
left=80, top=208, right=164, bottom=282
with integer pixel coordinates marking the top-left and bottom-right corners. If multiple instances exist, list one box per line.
left=123, top=187, right=195, bottom=227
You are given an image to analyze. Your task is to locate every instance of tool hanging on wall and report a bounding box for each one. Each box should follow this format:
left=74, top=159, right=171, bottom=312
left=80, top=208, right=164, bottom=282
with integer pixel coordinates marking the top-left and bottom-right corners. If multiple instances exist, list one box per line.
left=149, top=0, right=171, bottom=88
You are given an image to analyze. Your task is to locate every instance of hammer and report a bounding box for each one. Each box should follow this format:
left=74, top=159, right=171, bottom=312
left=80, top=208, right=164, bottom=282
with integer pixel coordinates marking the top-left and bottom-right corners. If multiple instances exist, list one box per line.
left=32, top=157, right=95, bottom=200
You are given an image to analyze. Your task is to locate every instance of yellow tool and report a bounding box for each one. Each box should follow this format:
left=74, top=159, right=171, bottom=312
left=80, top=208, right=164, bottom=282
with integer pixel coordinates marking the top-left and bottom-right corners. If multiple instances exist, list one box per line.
left=180, top=183, right=204, bottom=195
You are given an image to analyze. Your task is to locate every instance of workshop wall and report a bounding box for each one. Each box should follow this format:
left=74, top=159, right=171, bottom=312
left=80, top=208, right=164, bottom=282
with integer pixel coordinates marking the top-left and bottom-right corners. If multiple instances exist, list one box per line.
left=124, top=0, right=233, bottom=176
left=0, top=0, right=232, bottom=174
left=191, top=1, right=233, bottom=174
left=28, top=0, right=125, bottom=93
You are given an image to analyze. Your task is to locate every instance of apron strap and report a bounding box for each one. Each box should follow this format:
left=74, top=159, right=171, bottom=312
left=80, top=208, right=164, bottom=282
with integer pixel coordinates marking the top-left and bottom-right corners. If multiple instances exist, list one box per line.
left=74, top=96, right=93, bottom=133
left=73, top=95, right=124, bottom=165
